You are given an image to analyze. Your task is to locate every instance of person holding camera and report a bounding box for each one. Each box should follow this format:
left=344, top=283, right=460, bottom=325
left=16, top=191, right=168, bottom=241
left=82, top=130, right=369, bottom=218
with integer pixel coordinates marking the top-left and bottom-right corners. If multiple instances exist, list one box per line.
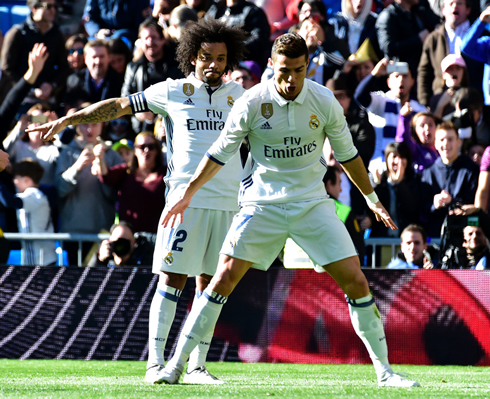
left=97, top=221, right=155, bottom=266
left=421, top=121, right=479, bottom=237
left=463, top=224, right=490, bottom=269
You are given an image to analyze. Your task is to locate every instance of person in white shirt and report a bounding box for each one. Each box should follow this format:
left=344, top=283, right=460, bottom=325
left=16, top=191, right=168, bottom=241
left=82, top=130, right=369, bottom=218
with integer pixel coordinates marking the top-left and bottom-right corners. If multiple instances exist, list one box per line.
left=157, top=33, right=420, bottom=388
left=0, top=159, right=56, bottom=266
left=26, top=18, right=248, bottom=385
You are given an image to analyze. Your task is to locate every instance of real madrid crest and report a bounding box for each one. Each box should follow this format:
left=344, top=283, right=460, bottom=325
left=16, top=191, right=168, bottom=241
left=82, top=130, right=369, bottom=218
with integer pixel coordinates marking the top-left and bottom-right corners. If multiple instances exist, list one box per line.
left=261, top=103, right=273, bottom=119
left=309, top=114, right=319, bottom=130
left=227, top=95, right=234, bottom=107
left=183, top=83, right=194, bottom=96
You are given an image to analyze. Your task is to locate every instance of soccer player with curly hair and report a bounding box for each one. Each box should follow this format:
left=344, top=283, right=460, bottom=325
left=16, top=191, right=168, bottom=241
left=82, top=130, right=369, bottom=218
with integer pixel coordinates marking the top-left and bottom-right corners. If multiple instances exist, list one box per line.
left=27, top=18, right=248, bottom=385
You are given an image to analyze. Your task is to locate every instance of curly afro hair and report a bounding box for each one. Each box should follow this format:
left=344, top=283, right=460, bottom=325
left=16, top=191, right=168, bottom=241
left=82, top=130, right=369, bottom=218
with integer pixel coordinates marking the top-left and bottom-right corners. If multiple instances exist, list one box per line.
left=176, top=18, right=247, bottom=76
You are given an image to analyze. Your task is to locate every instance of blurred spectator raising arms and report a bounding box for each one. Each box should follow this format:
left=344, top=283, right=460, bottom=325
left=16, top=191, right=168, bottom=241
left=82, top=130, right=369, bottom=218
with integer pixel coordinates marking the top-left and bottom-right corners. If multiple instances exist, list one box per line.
left=1, top=0, right=68, bottom=104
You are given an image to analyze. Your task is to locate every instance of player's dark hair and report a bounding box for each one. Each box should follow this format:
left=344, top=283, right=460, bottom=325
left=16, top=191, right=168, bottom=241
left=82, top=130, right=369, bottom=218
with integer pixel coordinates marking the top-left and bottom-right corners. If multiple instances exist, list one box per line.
left=402, top=224, right=427, bottom=243
left=176, top=19, right=247, bottom=76
left=271, top=33, right=308, bottom=62
left=13, top=158, right=44, bottom=185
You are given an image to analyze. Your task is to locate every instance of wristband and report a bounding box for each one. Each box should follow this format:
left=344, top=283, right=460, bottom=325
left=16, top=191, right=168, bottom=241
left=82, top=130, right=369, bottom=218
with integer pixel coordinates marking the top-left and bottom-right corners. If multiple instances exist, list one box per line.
left=364, top=191, right=379, bottom=205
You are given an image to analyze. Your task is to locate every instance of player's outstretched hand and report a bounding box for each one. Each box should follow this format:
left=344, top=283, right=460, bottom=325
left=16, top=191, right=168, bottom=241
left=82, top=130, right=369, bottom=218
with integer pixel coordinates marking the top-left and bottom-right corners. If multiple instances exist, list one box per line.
left=368, top=201, right=398, bottom=230
left=161, top=196, right=191, bottom=228
left=25, top=117, right=68, bottom=142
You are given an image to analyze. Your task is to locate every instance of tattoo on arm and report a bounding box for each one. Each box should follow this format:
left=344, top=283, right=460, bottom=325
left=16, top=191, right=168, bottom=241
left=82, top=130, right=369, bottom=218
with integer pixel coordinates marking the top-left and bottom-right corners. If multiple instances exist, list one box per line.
left=66, top=98, right=123, bottom=126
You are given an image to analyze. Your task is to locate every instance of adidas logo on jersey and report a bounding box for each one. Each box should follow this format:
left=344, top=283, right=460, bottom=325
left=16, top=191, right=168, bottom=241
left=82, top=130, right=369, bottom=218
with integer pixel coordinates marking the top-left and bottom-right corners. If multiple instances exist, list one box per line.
left=183, top=98, right=195, bottom=105
left=260, top=122, right=272, bottom=130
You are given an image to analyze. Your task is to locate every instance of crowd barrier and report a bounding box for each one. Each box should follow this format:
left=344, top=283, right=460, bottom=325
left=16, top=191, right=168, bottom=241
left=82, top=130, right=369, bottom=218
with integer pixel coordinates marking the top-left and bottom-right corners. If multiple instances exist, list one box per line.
left=0, top=266, right=488, bottom=365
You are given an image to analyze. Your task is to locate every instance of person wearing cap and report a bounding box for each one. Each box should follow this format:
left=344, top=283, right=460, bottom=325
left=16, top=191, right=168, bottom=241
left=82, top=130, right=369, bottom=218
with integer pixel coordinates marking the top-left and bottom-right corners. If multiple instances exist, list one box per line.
left=430, top=54, right=469, bottom=118
left=112, top=139, right=134, bottom=165
left=417, top=0, right=481, bottom=107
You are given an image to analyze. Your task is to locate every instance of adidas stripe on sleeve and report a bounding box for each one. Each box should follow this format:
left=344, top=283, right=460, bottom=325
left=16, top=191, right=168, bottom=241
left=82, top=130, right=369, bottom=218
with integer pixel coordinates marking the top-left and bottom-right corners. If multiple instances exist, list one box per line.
left=128, top=92, right=150, bottom=114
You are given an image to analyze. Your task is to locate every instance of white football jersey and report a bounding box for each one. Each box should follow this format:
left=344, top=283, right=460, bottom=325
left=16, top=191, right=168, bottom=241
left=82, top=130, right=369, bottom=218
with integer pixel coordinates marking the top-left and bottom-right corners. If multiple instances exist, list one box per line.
left=129, top=73, right=245, bottom=211
left=207, top=78, right=359, bottom=205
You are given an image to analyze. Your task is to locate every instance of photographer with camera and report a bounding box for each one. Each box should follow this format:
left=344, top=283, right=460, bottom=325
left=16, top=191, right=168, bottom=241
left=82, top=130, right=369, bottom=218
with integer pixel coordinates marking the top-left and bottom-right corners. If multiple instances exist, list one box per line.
left=98, top=221, right=155, bottom=266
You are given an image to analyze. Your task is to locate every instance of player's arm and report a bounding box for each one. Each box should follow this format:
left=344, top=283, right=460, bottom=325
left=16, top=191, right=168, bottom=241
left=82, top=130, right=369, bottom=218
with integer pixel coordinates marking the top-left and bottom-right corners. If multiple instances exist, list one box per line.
left=26, top=97, right=133, bottom=141
left=341, top=155, right=397, bottom=231
left=161, top=155, right=223, bottom=227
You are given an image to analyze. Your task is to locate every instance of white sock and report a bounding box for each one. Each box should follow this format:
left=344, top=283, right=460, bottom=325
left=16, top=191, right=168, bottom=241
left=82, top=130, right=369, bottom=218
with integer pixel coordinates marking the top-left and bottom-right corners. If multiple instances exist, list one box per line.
left=187, top=291, right=214, bottom=371
left=147, top=283, right=182, bottom=369
left=347, top=293, right=392, bottom=378
left=166, top=288, right=226, bottom=371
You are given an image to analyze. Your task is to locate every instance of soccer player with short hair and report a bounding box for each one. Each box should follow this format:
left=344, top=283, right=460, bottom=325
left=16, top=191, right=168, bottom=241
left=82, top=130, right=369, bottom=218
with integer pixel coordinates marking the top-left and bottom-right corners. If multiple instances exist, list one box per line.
left=26, top=19, right=248, bottom=385
left=156, top=33, right=421, bottom=388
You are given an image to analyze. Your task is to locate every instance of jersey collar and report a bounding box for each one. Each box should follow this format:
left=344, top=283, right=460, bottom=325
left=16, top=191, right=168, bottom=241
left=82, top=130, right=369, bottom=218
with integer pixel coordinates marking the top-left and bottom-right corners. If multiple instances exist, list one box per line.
left=268, top=78, right=309, bottom=107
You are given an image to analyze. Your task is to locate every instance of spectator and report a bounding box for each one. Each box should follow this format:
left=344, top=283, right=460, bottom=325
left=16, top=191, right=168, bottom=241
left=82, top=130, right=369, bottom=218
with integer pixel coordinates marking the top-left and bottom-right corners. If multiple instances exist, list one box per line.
left=108, top=38, right=132, bottom=76
left=463, top=224, right=490, bottom=269
left=461, top=5, right=490, bottom=105
left=1, top=0, right=68, bottom=105
left=65, top=39, right=124, bottom=105
left=387, top=224, right=435, bottom=268
left=166, top=5, right=199, bottom=42
left=112, top=138, right=134, bottom=164
left=205, top=0, right=271, bottom=70
left=180, top=0, right=210, bottom=18
left=97, top=221, right=155, bottom=266
left=335, top=38, right=380, bottom=94
left=371, top=141, right=427, bottom=237
left=83, top=0, right=151, bottom=47
left=105, top=114, right=136, bottom=143
left=444, top=87, right=490, bottom=147
left=0, top=159, right=56, bottom=266
left=323, top=165, right=366, bottom=263
left=328, top=0, right=383, bottom=58
left=430, top=54, right=469, bottom=118
left=376, top=0, right=440, bottom=82
left=122, top=19, right=183, bottom=132
left=396, top=108, right=439, bottom=173
left=55, top=111, right=123, bottom=265
left=467, top=142, right=485, bottom=165
left=0, top=43, right=48, bottom=141
left=354, top=58, right=427, bottom=176
left=421, top=121, right=479, bottom=237
left=326, top=73, right=375, bottom=232
left=230, top=61, right=261, bottom=89
left=3, top=104, right=60, bottom=187
left=92, top=132, right=166, bottom=234
left=417, top=0, right=474, bottom=107
left=65, top=34, right=88, bottom=73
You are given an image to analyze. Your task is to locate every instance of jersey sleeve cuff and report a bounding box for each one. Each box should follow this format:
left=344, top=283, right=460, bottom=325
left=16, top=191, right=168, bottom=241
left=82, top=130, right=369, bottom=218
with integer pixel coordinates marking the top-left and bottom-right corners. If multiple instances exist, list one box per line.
left=206, top=152, right=226, bottom=166
left=128, top=92, right=150, bottom=113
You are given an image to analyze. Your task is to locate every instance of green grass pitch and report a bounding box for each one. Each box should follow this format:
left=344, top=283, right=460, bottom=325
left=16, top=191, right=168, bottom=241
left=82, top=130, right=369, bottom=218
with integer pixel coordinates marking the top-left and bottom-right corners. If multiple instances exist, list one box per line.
left=0, top=360, right=489, bottom=398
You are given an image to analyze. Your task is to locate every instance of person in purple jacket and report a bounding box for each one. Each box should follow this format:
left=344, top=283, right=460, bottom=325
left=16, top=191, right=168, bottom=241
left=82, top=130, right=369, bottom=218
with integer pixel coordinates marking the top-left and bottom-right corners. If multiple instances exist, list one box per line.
left=396, top=106, right=439, bottom=173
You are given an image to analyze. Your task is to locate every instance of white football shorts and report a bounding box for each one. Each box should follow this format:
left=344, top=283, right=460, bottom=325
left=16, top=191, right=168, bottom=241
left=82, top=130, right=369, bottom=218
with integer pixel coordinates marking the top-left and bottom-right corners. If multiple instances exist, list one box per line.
left=153, top=207, right=236, bottom=276
left=220, top=198, right=357, bottom=272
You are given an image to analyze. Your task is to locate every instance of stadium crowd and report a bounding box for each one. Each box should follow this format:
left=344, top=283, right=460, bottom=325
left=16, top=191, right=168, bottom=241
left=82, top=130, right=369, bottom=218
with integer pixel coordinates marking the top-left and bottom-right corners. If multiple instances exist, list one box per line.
left=0, top=0, right=490, bottom=268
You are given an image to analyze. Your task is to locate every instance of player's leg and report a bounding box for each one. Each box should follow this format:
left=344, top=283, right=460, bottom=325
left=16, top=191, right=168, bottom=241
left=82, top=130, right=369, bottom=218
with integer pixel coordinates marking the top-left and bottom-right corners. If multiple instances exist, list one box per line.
left=155, top=255, right=253, bottom=384
left=184, top=273, right=224, bottom=384
left=325, top=256, right=419, bottom=387
left=145, top=271, right=187, bottom=382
